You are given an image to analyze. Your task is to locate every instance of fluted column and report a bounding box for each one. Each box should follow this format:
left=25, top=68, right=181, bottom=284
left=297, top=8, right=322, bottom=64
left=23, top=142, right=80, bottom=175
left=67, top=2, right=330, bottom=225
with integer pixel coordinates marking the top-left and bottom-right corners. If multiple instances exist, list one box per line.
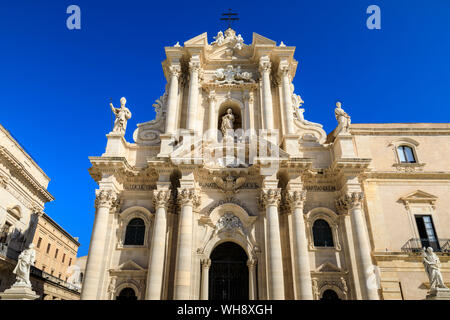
left=260, top=188, right=285, bottom=299
left=207, top=91, right=217, bottom=141
left=286, top=190, right=313, bottom=300
left=174, top=188, right=200, bottom=299
left=247, top=259, right=258, bottom=300
left=146, top=189, right=171, bottom=299
left=278, top=61, right=295, bottom=134
left=336, top=192, right=379, bottom=300
left=243, top=91, right=254, bottom=133
left=81, top=189, right=117, bottom=300
left=165, top=64, right=181, bottom=134
left=186, top=57, right=201, bottom=131
left=259, top=56, right=274, bottom=130
left=200, top=258, right=211, bottom=300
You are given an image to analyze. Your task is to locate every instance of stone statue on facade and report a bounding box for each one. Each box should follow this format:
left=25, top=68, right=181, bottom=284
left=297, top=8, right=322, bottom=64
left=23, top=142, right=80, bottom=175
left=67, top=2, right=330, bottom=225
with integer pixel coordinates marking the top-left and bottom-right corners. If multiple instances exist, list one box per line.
left=423, top=247, right=448, bottom=290
left=221, top=108, right=235, bottom=138
left=234, top=34, right=244, bottom=50
left=110, top=97, right=132, bottom=134
left=12, top=243, right=36, bottom=287
left=212, top=31, right=225, bottom=46
left=334, top=101, right=351, bottom=135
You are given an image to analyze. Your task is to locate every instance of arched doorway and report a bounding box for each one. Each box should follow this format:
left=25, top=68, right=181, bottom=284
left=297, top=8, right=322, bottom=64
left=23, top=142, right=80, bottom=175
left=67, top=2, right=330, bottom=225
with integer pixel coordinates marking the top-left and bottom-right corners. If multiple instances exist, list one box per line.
left=320, top=289, right=340, bottom=300
left=209, top=242, right=248, bottom=300
left=116, top=287, right=137, bottom=301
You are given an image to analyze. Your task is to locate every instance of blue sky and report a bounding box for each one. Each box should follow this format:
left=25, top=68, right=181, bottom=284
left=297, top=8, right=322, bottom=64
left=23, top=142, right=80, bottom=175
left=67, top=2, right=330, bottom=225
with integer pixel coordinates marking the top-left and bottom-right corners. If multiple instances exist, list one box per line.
left=1, top=0, right=449, bottom=256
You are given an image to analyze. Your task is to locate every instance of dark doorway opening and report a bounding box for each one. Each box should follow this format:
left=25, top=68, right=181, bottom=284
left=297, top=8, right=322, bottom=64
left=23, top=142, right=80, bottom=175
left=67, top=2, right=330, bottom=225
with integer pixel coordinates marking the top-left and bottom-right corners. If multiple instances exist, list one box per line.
left=209, top=242, right=248, bottom=300
left=321, top=289, right=340, bottom=300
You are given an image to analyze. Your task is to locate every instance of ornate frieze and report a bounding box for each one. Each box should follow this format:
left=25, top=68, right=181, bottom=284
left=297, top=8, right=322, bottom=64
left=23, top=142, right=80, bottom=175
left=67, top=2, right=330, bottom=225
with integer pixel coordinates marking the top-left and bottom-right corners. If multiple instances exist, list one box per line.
left=95, top=189, right=118, bottom=209
left=335, top=192, right=364, bottom=213
left=304, top=185, right=336, bottom=192
left=153, top=190, right=171, bottom=209
left=213, top=65, right=255, bottom=85
left=177, top=188, right=200, bottom=207
left=123, top=184, right=156, bottom=191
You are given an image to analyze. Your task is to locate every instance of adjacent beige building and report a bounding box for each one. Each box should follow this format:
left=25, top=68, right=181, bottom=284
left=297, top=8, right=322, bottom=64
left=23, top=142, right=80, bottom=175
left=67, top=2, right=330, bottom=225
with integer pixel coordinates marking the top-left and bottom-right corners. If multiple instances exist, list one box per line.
left=81, top=28, right=450, bottom=300
left=0, top=123, right=81, bottom=300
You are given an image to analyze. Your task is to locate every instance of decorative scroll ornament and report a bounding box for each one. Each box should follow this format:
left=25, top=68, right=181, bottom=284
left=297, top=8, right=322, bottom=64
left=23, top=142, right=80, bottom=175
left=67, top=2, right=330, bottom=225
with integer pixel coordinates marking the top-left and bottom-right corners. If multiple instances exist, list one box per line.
left=133, top=93, right=167, bottom=145
left=259, top=188, right=281, bottom=209
left=216, top=212, right=243, bottom=233
left=95, top=190, right=117, bottom=209
left=153, top=190, right=171, bottom=209
left=177, top=188, right=200, bottom=207
left=213, top=65, right=255, bottom=85
left=335, top=192, right=364, bottom=213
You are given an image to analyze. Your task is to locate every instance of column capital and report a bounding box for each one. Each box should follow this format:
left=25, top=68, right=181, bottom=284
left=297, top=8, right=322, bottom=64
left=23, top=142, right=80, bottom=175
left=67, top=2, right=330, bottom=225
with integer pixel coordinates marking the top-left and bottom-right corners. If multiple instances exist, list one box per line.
left=189, top=59, right=201, bottom=73
left=335, top=192, right=364, bottom=213
left=153, top=189, right=171, bottom=209
left=177, top=188, right=200, bottom=207
left=286, top=190, right=306, bottom=210
left=201, top=258, right=211, bottom=269
left=208, top=90, right=216, bottom=102
left=243, top=91, right=254, bottom=103
left=259, top=56, right=272, bottom=74
left=247, top=258, right=257, bottom=268
left=259, top=188, right=281, bottom=209
left=277, top=61, right=291, bottom=78
left=168, top=64, right=181, bottom=78
left=94, top=189, right=118, bottom=209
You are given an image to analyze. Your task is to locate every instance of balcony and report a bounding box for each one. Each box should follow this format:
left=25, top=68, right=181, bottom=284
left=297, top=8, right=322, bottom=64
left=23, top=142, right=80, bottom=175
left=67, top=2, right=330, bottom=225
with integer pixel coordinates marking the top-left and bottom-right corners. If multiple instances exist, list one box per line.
left=401, top=238, right=450, bottom=254
left=30, top=266, right=81, bottom=293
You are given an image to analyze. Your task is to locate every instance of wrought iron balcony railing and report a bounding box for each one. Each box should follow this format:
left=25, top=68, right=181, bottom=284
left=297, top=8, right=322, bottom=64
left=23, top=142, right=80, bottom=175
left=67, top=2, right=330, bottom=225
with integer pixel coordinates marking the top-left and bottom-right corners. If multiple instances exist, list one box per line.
left=401, top=238, right=450, bottom=253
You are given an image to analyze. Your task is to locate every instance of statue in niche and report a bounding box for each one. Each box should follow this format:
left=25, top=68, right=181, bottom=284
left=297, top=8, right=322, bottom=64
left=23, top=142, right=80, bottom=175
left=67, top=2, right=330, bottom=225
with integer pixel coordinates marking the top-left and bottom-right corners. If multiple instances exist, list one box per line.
left=334, top=101, right=351, bottom=135
left=110, top=97, right=132, bottom=134
left=422, top=247, right=448, bottom=291
left=12, top=243, right=36, bottom=287
left=221, top=108, right=235, bottom=138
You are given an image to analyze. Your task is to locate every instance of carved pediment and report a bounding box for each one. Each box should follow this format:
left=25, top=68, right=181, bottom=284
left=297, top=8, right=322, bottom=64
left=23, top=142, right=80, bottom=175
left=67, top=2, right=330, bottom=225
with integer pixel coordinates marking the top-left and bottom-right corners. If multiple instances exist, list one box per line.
left=314, top=262, right=343, bottom=273
left=117, top=260, right=145, bottom=271
left=184, top=32, right=209, bottom=47
left=399, top=190, right=437, bottom=206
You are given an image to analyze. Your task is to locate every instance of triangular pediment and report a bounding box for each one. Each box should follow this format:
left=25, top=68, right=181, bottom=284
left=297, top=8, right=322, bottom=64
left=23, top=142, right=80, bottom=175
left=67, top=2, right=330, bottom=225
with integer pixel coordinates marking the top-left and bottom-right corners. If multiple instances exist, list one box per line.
left=252, top=33, right=277, bottom=46
left=399, top=190, right=438, bottom=203
left=184, top=32, right=208, bottom=47
left=314, top=262, right=342, bottom=273
left=117, top=260, right=144, bottom=271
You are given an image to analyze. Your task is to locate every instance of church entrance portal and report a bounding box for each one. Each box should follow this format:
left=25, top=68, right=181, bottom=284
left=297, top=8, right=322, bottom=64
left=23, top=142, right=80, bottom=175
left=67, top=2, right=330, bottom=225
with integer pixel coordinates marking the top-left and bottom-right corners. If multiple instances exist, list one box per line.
left=209, top=242, right=249, bottom=300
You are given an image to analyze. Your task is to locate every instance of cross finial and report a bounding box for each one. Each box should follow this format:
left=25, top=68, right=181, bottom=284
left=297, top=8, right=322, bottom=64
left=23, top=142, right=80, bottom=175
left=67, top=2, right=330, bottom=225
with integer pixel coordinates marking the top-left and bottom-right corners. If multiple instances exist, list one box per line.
left=220, top=8, right=239, bottom=29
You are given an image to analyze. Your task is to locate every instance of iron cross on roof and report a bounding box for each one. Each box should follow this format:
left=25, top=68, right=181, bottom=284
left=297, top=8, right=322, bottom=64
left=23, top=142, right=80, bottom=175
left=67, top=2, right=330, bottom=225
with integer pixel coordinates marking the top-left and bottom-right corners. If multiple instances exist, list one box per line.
left=220, top=9, right=239, bottom=29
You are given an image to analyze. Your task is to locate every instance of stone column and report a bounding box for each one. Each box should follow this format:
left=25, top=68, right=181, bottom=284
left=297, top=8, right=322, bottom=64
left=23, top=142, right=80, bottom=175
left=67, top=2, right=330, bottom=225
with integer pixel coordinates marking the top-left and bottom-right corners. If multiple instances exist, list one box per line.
left=200, top=258, right=211, bottom=300
left=247, top=258, right=258, bottom=300
left=81, top=189, right=117, bottom=300
left=337, top=192, right=379, bottom=300
left=207, top=91, right=217, bottom=141
left=259, top=56, right=274, bottom=130
left=278, top=61, right=295, bottom=134
left=243, top=91, right=254, bottom=134
left=286, top=190, right=313, bottom=300
left=186, top=56, right=201, bottom=131
left=146, top=190, right=171, bottom=300
left=260, top=188, right=285, bottom=299
left=174, top=188, right=199, bottom=300
left=165, top=64, right=181, bottom=134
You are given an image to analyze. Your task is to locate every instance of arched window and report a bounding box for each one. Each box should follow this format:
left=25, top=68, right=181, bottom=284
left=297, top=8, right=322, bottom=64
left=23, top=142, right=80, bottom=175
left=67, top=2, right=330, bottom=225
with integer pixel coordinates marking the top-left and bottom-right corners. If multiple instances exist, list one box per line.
left=124, top=218, right=145, bottom=245
left=116, top=288, right=137, bottom=301
left=397, top=146, right=416, bottom=163
left=312, top=219, right=334, bottom=247
left=321, top=289, right=340, bottom=300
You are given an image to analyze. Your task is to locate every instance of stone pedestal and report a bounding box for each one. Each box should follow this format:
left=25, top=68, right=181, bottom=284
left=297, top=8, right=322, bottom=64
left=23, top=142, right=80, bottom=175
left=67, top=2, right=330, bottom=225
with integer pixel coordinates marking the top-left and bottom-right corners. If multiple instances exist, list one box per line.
left=426, top=288, right=450, bottom=300
left=0, top=284, right=39, bottom=300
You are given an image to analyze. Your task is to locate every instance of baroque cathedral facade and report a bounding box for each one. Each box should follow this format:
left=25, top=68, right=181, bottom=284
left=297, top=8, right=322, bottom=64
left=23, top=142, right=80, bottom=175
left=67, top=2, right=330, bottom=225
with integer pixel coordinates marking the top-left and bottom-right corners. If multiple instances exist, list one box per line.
left=80, top=28, right=450, bottom=300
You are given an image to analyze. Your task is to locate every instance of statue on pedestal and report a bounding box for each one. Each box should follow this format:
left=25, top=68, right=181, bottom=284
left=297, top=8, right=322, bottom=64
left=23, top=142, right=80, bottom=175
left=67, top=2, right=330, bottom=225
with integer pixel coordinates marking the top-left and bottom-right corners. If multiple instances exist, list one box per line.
left=423, top=247, right=448, bottom=291
left=12, top=243, right=36, bottom=287
left=334, top=101, right=351, bottom=135
left=221, top=108, right=235, bottom=139
left=110, top=97, right=132, bottom=134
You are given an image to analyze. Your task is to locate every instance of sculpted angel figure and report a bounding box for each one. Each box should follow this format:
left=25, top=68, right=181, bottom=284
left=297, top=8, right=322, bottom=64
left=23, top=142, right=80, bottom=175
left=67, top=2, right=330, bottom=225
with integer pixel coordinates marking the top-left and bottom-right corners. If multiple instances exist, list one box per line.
left=334, top=101, right=351, bottom=134
left=13, top=243, right=36, bottom=287
left=423, top=247, right=448, bottom=290
left=221, top=108, right=235, bottom=137
left=234, top=34, right=244, bottom=50
left=110, top=97, right=132, bottom=134
left=212, top=31, right=225, bottom=45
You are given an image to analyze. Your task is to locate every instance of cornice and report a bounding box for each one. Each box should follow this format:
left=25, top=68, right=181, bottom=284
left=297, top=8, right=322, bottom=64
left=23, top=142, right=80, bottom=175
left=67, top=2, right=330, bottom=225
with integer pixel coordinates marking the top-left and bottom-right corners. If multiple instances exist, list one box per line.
left=350, top=124, right=450, bottom=136
left=365, top=171, right=450, bottom=180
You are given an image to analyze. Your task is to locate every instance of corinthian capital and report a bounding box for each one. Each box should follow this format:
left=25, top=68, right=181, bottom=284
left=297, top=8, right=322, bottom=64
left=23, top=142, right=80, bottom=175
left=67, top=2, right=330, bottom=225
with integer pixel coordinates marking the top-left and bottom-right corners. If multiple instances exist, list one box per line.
left=259, top=56, right=271, bottom=74
left=95, top=189, right=117, bottom=209
left=277, top=62, right=291, bottom=78
left=286, top=190, right=306, bottom=209
left=201, top=259, right=211, bottom=268
left=168, top=64, right=181, bottom=78
left=177, top=188, right=200, bottom=207
left=259, top=188, right=281, bottom=208
left=189, top=59, right=201, bottom=73
left=153, top=189, right=171, bottom=209
left=335, top=192, right=364, bottom=213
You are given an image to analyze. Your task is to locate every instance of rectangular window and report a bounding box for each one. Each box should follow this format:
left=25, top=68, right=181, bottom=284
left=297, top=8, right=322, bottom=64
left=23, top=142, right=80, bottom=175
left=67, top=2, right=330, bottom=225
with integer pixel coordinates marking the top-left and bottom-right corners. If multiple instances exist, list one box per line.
left=69, top=258, right=72, bottom=266
left=62, top=253, right=66, bottom=263
left=397, top=146, right=416, bottom=163
left=46, top=243, right=51, bottom=254
left=54, top=248, right=59, bottom=259
left=415, top=215, right=439, bottom=251
left=37, top=237, right=42, bottom=248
